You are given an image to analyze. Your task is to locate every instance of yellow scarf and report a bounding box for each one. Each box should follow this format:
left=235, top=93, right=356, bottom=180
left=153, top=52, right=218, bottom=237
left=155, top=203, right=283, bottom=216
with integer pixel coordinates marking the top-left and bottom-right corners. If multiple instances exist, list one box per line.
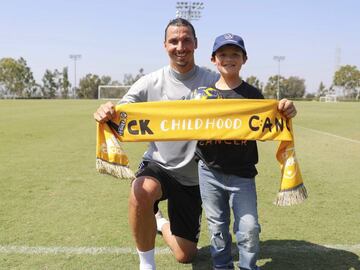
left=96, top=99, right=307, bottom=206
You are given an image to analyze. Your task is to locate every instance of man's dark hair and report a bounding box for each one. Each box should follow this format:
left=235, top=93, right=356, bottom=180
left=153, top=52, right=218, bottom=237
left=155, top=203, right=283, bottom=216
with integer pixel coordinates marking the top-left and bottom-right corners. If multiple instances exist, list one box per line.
left=164, top=18, right=197, bottom=41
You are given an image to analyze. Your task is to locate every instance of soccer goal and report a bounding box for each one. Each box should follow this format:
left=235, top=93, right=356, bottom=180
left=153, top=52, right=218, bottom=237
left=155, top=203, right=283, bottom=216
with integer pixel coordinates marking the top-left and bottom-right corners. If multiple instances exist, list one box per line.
left=319, top=94, right=337, bottom=103
left=98, top=85, right=131, bottom=100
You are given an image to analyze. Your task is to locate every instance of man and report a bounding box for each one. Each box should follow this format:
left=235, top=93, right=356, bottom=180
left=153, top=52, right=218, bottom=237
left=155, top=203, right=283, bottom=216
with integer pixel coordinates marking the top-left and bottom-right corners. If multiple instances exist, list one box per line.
left=94, top=19, right=297, bottom=270
left=94, top=18, right=219, bottom=270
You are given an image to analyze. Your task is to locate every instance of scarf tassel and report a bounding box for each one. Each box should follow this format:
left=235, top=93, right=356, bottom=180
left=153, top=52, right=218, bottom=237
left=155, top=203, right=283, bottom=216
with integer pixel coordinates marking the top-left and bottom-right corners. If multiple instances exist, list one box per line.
left=274, top=184, right=308, bottom=206
left=96, top=158, right=135, bottom=180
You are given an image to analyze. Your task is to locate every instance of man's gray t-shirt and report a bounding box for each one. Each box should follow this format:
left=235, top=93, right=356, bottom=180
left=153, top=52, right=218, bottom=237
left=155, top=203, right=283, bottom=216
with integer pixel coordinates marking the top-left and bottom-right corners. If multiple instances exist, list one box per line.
left=120, top=65, right=219, bottom=186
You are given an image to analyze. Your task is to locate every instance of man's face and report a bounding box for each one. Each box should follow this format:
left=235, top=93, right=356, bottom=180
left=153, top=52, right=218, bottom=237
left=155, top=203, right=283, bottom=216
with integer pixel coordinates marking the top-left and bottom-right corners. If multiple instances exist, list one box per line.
left=164, top=25, right=197, bottom=73
left=212, top=45, right=246, bottom=77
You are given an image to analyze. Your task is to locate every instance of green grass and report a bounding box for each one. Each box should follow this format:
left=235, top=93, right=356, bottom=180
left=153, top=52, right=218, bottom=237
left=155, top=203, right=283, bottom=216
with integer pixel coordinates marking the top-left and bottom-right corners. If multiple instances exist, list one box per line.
left=0, top=100, right=359, bottom=270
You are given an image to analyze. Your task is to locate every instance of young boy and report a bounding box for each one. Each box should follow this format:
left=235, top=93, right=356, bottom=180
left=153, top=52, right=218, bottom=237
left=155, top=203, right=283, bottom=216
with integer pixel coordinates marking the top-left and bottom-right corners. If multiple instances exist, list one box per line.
left=196, top=33, right=297, bottom=270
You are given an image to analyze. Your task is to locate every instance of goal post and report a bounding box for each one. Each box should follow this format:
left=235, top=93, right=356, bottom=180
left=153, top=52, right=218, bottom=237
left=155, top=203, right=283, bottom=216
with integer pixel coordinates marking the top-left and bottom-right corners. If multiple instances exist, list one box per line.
left=319, top=94, right=337, bottom=103
left=98, top=85, right=132, bottom=100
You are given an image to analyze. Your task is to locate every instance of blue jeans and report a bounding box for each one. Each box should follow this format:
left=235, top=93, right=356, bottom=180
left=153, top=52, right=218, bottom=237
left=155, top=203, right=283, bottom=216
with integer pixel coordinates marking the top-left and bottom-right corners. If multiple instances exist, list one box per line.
left=198, top=160, right=260, bottom=270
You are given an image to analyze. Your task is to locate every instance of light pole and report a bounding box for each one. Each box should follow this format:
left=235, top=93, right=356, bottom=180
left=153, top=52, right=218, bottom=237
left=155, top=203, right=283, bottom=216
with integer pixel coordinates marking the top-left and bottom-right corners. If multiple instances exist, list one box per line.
left=176, top=2, right=204, bottom=21
left=273, top=56, right=285, bottom=100
left=69, top=54, right=82, bottom=98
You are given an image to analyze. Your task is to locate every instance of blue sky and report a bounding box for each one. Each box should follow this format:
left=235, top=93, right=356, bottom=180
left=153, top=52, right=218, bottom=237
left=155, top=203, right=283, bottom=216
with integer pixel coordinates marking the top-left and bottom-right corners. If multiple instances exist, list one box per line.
left=1, top=0, right=359, bottom=93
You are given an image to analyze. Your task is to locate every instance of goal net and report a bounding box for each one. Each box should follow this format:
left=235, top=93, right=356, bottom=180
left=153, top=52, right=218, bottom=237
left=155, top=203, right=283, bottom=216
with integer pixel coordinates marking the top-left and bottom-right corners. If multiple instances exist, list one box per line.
left=319, top=94, right=337, bottom=103
left=98, top=85, right=131, bottom=100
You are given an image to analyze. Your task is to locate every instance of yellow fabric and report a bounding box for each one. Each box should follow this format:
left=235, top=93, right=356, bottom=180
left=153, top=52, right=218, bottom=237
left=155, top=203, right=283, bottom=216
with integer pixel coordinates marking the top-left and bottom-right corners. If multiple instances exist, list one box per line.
left=96, top=99, right=307, bottom=206
left=96, top=122, right=135, bottom=179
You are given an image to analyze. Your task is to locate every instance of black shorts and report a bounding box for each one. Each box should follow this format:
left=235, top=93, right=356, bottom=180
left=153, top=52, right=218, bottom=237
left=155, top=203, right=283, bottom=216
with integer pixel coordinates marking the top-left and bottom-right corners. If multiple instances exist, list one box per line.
left=136, top=161, right=202, bottom=243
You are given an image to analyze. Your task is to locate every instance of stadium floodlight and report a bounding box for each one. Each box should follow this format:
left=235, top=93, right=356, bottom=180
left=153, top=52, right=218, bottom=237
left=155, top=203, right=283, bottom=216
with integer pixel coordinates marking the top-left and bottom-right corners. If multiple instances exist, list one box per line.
left=273, top=55, right=285, bottom=100
left=176, top=1, right=204, bottom=21
left=69, top=54, right=82, bottom=98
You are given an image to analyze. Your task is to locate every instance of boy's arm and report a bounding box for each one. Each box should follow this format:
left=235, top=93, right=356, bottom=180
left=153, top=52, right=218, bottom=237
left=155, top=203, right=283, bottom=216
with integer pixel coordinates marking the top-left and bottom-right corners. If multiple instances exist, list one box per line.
left=278, top=98, right=297, bottom=119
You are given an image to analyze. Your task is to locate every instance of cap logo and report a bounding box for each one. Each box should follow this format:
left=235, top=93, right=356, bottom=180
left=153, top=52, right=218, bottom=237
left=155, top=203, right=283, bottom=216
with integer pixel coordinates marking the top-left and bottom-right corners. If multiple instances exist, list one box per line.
left=224, top=33, right=233, bottom=40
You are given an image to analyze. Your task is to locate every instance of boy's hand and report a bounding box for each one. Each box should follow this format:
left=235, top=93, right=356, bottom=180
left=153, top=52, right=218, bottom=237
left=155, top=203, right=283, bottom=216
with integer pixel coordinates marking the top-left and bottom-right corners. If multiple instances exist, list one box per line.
left=93, top=101, right=116, bottom=123
left=278, top=99, right=297, bottom=119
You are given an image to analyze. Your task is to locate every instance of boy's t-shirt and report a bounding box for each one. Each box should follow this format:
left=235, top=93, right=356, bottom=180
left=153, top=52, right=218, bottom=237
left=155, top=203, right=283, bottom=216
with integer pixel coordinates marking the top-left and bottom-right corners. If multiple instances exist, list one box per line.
left=195, top=81, right=264, bottom=178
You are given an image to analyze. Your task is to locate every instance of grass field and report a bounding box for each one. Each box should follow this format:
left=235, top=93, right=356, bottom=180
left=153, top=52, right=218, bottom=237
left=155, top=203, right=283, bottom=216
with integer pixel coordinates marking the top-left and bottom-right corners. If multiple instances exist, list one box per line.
left=0, top=100, right=359, bottom=270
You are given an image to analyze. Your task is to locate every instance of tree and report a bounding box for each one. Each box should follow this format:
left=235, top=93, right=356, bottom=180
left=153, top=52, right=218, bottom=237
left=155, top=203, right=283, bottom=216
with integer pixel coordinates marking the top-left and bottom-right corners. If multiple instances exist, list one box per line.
left=0, top=57, right=36, bottom=97
left=42, top=69, right=58, bottom=98
left=328, top=84, right=336, bottom=95
left=134, top=68, right=145, bottom=82
left=305, top=93, right=316, bottom=99
left=123, top=68, right=145, bottom=85
left=78, top=74, right=101, bottom=99
left=41, top=68, right=73, bottom=99
left=245, top=76, right=263, bottom=92
left=317, top=81, right=327, bottom=97
left=61, top=67, right=71, bottom=99
left=101, top=75, right=112, bottom=85
left=0, top=82, right=4, bottom=97
left=282, top=76, right=306, bottom=98
left=333, top=65, right=360, bottom=98
left=78, top=74, right=112, bottom=99
left=263, top=75, right=285, bottom=98
left=110, top=80, right=122, bottom=85
left=264, top=75, right=305, bottom=99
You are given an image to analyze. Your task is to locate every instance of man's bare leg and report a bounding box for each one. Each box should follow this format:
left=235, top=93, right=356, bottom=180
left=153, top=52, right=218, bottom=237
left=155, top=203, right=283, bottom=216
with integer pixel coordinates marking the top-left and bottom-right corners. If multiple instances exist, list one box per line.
left=160, top=223, right=198, bottom=263
left=129, top=176, right=198, bottom=265
left=129, top=176, right=162, bottom=251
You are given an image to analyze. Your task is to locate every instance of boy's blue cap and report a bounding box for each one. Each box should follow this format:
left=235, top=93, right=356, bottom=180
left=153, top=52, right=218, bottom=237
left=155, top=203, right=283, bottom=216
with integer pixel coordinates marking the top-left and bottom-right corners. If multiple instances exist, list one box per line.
left=212, top=33, right=247, bottom=56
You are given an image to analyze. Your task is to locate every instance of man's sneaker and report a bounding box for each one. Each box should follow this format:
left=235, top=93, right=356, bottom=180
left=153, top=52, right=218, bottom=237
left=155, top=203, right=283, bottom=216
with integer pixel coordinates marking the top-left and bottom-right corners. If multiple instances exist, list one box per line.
left=155, top=209, right=164, bottom=220
left=155, top=209, right=168, bottom=235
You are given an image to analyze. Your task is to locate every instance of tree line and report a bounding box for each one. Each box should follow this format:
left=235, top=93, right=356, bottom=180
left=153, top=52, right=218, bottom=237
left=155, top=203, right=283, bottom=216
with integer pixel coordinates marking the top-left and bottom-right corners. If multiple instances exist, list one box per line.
left=0, top=57, right=145, bottom=99
left=0, top=57, right=359, bottom=100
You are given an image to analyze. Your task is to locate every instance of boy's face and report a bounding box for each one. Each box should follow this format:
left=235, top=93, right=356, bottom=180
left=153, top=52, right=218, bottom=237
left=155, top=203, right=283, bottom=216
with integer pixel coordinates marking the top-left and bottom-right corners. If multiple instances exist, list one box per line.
left=164, top=25, right=198, bottom=73
left=212, top=45, right=246, bottom=76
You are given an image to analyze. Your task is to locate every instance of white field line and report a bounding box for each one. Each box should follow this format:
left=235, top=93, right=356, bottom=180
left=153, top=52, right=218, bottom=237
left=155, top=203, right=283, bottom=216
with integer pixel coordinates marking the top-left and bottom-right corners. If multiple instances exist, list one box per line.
left=0, top=246, right=161, bottom=255
left=0, top=244, right=360, bottom=255
left=295, top=125, right=360, bottom=144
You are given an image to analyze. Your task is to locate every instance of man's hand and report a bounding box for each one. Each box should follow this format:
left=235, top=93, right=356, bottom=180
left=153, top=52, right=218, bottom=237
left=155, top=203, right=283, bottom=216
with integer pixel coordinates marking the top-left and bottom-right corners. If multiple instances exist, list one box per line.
left=278, top=99, right=297, bottom=119
left=93, top=101, right=116, bottom=123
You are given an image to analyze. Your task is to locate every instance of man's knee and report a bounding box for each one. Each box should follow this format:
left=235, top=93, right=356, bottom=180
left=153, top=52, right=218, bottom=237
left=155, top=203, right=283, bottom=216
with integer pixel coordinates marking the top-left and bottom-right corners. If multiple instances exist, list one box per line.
left=174, top=247, right=198, bottom=264
left=129, top=176, right=162, bottom=207
left=171, top=237, right=198, bottom=264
